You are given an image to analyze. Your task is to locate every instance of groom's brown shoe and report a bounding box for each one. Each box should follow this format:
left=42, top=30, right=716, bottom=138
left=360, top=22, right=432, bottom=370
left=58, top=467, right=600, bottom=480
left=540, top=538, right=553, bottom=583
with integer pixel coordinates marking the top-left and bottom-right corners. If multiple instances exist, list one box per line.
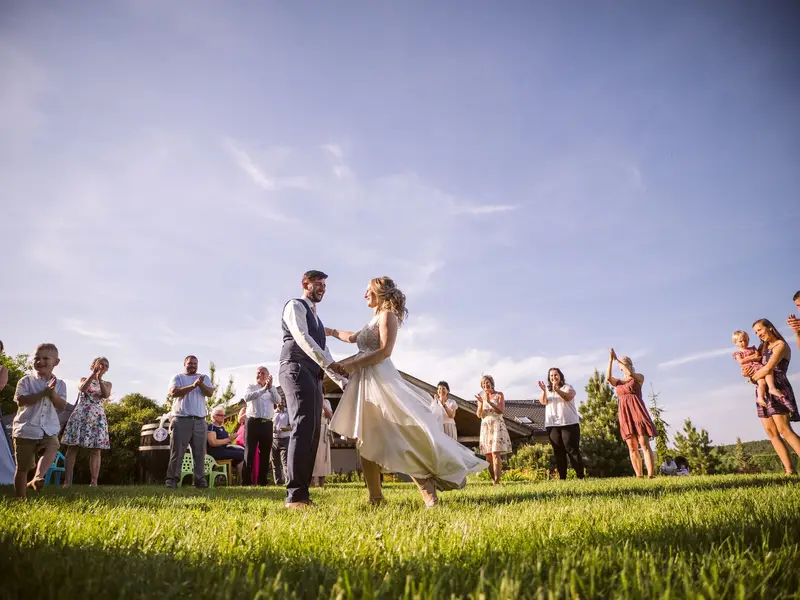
left=285, top=501, right=311, bottom=510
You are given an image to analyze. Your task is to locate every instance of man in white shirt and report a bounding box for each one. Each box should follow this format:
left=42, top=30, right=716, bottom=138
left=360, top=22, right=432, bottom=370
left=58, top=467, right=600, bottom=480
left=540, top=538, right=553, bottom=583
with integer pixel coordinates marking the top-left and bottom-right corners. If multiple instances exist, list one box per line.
left=278, top=270, right=346, bottom=508
left=165, top=355, right=214, bottom=489
left=243, top=366, right=280, bottom=486
left=271, top=399, right=291, bottom=485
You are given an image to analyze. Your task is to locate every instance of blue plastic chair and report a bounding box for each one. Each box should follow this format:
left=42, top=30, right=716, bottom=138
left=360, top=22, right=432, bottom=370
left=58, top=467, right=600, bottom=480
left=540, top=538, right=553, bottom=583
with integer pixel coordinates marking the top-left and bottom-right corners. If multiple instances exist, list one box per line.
left=44, top=451, right=66, bottom=485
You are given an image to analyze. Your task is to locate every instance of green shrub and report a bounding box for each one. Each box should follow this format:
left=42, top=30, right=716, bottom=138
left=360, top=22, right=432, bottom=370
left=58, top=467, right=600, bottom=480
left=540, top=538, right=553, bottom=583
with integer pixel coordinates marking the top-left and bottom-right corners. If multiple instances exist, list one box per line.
left=508, top=443, right=554, bottom=471
left=70, top=393, right=167, bottom=485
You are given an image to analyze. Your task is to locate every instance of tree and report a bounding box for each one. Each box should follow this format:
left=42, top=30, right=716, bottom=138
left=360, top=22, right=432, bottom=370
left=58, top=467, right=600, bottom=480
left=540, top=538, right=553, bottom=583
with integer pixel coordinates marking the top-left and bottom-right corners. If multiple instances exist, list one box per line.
left=673, top=418, right=718, bottom=475
left=0, top=352, right=31, bottom=417
left=96, top=393, right=167, bottom=484
left=578, top=370, right=632, bottom=477
left=206, top=361, right=236, bottom=413
left=648, top=387, right=670, bottom=463
left=733, top=436, right=760, bottom=474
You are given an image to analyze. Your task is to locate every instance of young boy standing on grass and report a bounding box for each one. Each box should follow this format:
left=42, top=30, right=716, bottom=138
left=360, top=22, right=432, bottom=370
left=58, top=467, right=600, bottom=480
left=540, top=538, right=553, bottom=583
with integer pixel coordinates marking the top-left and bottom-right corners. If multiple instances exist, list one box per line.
left=12, top=343, right=68, bottom=499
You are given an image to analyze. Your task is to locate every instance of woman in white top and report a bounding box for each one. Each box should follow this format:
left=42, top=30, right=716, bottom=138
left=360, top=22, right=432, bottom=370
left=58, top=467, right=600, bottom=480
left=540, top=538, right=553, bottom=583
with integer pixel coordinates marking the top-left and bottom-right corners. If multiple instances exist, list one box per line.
left=538, top=367, right=585, bottom=480
left=433, top=381, right=458, bottom=440
left=312, top=398, right=333, bottom=486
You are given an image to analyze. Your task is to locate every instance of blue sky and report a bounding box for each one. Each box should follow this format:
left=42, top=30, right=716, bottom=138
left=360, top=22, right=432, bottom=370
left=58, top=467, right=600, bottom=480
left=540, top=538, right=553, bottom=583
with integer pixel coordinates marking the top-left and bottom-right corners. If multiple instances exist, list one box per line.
left=1, top=1, right=797, bottom=445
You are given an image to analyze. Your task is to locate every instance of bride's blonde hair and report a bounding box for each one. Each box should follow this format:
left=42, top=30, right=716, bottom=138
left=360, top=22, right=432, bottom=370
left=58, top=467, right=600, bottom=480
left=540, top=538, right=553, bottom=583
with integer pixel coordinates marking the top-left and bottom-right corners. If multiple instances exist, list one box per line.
left=370, top=276, right=408, bottom=325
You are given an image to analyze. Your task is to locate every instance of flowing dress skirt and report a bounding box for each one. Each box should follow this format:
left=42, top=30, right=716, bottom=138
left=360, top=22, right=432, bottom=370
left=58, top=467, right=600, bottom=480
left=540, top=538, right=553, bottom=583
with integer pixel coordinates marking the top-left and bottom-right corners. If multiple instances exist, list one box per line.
left=330, top=358, right=487, bottom=490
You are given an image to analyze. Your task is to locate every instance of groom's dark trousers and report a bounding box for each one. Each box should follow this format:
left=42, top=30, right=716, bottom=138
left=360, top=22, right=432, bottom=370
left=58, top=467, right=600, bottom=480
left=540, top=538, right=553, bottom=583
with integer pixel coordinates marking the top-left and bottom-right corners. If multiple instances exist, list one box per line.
left=279, top=362, right=323, bottom=504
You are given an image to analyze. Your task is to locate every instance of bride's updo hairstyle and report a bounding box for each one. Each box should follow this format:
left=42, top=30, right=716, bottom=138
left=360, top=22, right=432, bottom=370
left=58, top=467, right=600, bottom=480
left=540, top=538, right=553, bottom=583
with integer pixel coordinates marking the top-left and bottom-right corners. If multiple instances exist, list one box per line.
left=370, top=276, right=409, bottom=325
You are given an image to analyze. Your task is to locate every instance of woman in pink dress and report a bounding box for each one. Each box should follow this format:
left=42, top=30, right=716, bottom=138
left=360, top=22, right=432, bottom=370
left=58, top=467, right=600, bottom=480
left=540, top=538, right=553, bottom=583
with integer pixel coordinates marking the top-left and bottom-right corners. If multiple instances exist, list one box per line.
left=607, top=349, right=656, bottom=478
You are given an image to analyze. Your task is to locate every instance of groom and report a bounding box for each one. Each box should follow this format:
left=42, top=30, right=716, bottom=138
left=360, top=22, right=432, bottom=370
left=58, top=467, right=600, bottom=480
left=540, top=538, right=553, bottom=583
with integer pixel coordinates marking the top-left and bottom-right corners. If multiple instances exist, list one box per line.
left=279, top=270, right=346, bottom=508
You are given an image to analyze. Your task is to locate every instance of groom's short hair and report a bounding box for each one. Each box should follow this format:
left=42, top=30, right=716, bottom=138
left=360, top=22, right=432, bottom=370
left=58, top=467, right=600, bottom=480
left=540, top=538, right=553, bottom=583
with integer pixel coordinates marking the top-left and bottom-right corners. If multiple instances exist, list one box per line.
left=303, top=270, right=328, bottom=282
left=794, top=290, right=800, bottom=301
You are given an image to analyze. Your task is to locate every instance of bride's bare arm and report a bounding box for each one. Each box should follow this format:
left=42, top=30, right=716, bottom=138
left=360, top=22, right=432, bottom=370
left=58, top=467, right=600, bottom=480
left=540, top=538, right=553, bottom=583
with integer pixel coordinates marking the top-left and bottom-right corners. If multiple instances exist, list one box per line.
left=346, top=312, right=398, bottom=371
left=325, top=327, right=358, bottom=343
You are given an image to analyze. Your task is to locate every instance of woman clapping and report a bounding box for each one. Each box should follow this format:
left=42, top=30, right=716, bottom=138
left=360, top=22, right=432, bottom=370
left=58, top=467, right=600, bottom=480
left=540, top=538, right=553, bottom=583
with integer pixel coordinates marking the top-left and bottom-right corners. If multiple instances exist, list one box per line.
left=62, top=357, right=112, bottom=487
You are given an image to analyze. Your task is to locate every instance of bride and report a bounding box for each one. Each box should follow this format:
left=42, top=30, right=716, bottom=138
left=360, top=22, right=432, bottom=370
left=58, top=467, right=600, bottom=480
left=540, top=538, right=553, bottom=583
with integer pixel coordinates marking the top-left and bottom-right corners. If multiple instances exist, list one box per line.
left=327, top=276, right=487, bottom=507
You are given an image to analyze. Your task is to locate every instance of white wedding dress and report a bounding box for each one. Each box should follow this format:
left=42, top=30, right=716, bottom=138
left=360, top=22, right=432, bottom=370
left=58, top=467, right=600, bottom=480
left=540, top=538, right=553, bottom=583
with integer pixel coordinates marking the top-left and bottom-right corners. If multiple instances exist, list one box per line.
left=330, top=315, right=488, bottom=489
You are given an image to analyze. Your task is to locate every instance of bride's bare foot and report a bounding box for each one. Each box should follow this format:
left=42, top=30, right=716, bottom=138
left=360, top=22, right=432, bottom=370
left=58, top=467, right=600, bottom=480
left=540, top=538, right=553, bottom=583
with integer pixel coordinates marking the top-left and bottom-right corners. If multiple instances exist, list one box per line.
left=62, top=483, right=71, bottom=489
left=414, top=478, right=438, bottom=508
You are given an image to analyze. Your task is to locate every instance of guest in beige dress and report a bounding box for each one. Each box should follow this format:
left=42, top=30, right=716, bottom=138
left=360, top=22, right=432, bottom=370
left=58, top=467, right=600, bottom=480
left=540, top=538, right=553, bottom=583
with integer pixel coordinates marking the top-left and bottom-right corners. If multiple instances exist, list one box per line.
left=312, top=398, right=333, bottom=487
left=475, top=375, right=511, bottom=485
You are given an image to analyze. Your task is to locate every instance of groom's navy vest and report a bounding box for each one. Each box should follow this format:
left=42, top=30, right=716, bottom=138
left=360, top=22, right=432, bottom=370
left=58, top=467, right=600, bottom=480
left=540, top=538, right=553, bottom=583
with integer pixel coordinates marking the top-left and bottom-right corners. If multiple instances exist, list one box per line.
left=280, top=298, right=326, bottom=373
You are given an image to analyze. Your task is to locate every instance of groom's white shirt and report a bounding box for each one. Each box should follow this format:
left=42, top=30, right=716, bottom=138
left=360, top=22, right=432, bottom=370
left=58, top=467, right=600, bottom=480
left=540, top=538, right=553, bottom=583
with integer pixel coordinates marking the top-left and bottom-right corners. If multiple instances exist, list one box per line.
left=282, top=297, right=346, bottom=390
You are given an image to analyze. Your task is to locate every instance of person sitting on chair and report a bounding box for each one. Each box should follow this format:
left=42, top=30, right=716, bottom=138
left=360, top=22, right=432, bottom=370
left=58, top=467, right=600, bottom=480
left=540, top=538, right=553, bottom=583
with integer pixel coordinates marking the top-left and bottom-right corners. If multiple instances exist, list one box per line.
left=207, top=405, right=244, bottom=483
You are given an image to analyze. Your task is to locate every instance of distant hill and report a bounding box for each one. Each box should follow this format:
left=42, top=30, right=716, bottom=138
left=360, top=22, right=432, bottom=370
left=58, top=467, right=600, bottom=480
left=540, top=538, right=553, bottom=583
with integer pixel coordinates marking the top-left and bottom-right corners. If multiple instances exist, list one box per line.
left=714, top=439, right=775, bottom=455
left=713, top=439, right=797, bottom=474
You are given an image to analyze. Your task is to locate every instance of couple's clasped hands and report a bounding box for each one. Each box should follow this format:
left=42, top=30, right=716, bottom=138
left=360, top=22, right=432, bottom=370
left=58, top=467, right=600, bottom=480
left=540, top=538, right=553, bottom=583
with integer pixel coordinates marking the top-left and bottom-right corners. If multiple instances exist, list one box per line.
left=328, top=361, right=351, bottom=377
left=323, top=327, right=356, bottom=377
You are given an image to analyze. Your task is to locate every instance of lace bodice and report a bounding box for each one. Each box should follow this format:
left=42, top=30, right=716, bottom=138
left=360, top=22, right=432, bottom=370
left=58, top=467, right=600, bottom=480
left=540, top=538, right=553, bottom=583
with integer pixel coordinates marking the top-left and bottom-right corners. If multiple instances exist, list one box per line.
left=356, top=317, right=381, bottom=352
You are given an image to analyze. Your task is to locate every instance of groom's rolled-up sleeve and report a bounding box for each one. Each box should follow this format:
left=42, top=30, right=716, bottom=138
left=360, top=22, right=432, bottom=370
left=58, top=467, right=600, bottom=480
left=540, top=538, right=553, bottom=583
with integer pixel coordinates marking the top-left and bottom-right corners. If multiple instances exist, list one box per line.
left=282, top=300, right=333, bottom=369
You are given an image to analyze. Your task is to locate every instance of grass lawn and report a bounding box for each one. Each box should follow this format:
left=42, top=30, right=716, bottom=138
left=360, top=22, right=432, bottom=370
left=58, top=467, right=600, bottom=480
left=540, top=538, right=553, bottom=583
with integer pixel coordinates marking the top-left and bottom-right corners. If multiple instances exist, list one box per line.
left=1, top=474, right=799, bottom=599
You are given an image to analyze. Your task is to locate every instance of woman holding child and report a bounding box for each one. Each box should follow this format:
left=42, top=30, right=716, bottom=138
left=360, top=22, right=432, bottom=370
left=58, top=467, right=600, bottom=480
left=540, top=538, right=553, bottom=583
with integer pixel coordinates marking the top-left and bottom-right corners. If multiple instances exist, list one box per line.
left=62, top=357, right=112, bottom=487
left=607, top=349, right=656, bottom=478
left=750, top=318, right=800, bottom=475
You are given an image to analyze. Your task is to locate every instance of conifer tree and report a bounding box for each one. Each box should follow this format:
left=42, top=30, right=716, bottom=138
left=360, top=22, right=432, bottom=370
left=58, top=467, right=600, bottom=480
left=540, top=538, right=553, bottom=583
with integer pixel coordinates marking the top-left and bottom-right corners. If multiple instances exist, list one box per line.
left=578, top=370, right=632, bottom=477
left=673, top=418, right=717, bottom=475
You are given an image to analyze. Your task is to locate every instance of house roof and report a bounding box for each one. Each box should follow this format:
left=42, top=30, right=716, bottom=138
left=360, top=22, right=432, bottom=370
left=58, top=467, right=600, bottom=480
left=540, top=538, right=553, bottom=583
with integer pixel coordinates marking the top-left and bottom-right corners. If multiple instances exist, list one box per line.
left=395, top=372, right=532, bottom=439
left=227, top=371, right=538, bottom=440
left=502, top=400, right=547, bottom=433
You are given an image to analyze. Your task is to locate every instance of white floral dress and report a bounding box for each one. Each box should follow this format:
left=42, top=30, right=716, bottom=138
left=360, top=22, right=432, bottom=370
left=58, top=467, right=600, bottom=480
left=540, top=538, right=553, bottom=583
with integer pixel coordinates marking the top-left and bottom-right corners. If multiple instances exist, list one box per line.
left=62, top=380, right=111, bottom=449
left=479, top=392, right=512, bottom=455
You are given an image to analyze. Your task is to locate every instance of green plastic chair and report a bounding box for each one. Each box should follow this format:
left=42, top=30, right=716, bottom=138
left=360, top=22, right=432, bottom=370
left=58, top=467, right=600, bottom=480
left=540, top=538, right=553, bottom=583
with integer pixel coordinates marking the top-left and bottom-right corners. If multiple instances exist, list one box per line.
left=205, top=455, right=228, bottom=488
left=177, top=452, right=195, bottom=487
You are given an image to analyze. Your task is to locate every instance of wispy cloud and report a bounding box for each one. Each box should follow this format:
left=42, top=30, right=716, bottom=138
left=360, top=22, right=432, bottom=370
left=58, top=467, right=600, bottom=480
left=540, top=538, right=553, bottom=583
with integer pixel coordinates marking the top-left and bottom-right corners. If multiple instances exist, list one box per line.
left=402, top=260, right=446, bottom=295
left=61, top=319, right=122, bottom=347
left=658, top=347, right=732, bottom=369
left=223, top=138, right=313, bottom=192
left=224, top=139, right=277, bottom=190
left=450, top=204, right=519, bottom=216
left=322, top=143, right=344, bottom=160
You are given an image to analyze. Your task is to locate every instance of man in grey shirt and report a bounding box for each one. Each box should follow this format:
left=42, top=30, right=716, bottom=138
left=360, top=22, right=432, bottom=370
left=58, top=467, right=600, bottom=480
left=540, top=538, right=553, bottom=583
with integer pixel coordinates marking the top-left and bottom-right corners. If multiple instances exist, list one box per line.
left=165, top=355, right=214, bottom=488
